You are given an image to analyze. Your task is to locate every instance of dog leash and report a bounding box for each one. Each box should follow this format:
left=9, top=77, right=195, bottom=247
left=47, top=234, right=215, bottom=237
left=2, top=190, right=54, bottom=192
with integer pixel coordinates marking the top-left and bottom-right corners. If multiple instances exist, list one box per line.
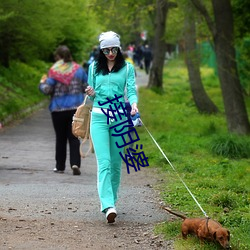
left=139, top=118, right=209, bottom=218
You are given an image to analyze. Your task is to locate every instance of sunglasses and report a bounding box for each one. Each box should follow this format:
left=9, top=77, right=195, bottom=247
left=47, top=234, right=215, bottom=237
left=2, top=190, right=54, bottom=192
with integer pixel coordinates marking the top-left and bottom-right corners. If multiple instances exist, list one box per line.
left=102, top=47, right=119, bottom=55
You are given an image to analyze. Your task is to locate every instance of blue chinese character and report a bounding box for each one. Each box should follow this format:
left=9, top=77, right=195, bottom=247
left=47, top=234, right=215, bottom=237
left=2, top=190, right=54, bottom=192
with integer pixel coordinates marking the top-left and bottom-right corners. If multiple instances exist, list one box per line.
left=120, top=145, right=149, bottom=174
left=98, top=95, right=128, bottom=124
left=98, top=94, right=123, bottom=106
left=112, top=127, right=140, bottom=148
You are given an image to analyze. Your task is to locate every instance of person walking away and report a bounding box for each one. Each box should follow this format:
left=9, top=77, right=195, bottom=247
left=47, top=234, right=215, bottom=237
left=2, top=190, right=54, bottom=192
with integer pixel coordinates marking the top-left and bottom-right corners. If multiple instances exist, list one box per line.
left=143, top=44, right=152, bottom=74
left=134, top=44, right=144, bottom=69
left=85, top=46, right=99, bottom=72
left=39, top=45, right=88, bottom=175
left=85, top=31, right=138, bottom=223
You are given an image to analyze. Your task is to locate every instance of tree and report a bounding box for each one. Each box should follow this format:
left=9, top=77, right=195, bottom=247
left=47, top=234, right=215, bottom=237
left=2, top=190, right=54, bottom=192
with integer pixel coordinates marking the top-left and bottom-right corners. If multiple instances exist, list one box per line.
left=232, top=0, right=250, bottom=40
left=232, top=0, right=250, bottom=96
left=148, top=0, right=177, bottom=89
left=184, top=1, right=218, bottom=114
left=0, top=0, right=98, bottom=66
left=91, top=0, right=155, bottom=48
left=191, top=0, right=250, bottom=134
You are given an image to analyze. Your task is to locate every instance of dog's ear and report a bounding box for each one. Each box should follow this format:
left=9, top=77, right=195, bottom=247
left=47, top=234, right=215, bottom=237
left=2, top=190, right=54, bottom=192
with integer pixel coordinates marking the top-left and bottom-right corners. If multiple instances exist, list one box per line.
left=227, top=230, right=230, bottom=240
left=213, top=231, right=217, bottom=240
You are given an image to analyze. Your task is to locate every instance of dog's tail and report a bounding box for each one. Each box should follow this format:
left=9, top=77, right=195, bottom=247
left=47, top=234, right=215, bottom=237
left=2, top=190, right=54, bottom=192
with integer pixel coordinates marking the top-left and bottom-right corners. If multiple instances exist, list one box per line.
left=162, top=206, right=187, bottom=220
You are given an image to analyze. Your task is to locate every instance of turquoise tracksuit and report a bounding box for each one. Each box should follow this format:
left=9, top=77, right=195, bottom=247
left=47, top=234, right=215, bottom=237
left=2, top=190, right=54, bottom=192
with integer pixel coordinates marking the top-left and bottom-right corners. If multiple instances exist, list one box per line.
left=88, top=62, right=137, bottom=212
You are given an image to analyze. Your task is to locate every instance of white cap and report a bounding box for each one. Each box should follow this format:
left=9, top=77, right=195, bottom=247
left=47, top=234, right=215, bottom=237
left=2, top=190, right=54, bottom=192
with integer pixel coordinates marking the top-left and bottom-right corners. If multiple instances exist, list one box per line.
left=99, top=31, right=121, bottom=49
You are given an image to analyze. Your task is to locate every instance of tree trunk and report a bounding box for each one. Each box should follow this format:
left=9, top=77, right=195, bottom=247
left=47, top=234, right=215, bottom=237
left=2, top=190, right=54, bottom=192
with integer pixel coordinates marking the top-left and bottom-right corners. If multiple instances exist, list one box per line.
left=191, top=0, right=250, bottom=134
left=184, top=4, right=218, bottom=114
left=147, top=0, right=169, bottom=89
left=212, top=0, right=250, bottom=134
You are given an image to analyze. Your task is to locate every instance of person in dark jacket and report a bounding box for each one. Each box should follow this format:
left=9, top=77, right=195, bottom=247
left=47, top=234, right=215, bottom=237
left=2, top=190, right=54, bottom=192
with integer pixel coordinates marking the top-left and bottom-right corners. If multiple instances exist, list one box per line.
left=143, top=44, right=152, bottom=74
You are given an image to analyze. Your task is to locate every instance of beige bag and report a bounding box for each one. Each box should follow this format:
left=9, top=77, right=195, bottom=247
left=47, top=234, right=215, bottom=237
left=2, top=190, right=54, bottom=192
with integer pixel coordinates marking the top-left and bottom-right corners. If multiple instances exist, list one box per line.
left=72, top=95, right=93, bottom=158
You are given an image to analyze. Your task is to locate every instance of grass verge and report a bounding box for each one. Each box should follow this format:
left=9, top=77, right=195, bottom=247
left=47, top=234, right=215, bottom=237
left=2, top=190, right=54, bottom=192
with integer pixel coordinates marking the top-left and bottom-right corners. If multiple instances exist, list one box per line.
left=1, top=58, right=249, bottom=249
left=137, top=58, right=250, bottom=250
left=0, top=60, right=50, bottom=125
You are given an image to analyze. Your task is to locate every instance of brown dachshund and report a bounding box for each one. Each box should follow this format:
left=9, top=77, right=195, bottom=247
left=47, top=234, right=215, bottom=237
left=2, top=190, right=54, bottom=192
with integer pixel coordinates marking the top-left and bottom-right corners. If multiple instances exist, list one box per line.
left=162, top=207, right=231, bottom=249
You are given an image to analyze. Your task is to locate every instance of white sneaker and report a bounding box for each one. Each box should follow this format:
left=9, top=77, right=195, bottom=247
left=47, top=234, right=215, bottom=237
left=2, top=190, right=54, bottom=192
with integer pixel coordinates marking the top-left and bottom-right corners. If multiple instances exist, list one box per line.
left=72, top=165, right=81, bottom=175
left=53, top=168, right=64, bottom=173
left=105, top=207, right=117, bottom=223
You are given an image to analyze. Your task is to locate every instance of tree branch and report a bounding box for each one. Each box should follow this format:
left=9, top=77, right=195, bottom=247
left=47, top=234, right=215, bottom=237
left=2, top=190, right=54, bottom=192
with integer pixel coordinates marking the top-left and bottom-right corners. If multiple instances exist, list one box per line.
left=190, top=0, right=216, bottom=37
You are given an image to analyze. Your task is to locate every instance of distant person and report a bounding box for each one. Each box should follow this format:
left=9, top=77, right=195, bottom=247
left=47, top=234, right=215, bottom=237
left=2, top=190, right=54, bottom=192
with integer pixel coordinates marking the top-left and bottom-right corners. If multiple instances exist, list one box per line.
left=126, top=44, right=134, bottom=61
left=86, top=46, right=99, bottom=71
left=89, top=46, right=99, bottom=61
left=123, top=51, right=136, bottom=76
left=85, top=31, right=138, bottom=223
left=123, top=51, right=134, bottom=65
left=39, top=45, right=88, bottom=175
left=134, top=45, right=144, bottom=69
left=143, top=44, right=152, bottom=74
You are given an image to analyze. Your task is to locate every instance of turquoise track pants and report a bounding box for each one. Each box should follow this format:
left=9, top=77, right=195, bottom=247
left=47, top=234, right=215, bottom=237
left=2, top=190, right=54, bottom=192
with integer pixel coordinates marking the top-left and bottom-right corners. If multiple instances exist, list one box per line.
left=90, top=111, right=127, bottom=212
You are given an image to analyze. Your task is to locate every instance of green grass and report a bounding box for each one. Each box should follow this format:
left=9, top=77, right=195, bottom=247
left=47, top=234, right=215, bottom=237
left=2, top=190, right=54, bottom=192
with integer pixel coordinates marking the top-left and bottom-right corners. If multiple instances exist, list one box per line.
left=137, top=58, right=250, bottom=250
left=0, top=60, right=50, bottom=123
left=1, top=57, right=249, bottom=249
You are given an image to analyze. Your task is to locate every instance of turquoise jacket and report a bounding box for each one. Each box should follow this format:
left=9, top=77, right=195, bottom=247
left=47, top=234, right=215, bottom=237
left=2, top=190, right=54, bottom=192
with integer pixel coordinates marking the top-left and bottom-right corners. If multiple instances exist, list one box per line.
left=87, top=62, right=138, bottom=110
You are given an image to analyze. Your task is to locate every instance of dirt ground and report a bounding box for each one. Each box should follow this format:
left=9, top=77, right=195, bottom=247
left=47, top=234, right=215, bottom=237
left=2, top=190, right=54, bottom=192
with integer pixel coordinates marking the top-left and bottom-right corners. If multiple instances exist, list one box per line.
left=0, top=72, right=174, bottom=250
left=0, top=215, right=173, bottom=250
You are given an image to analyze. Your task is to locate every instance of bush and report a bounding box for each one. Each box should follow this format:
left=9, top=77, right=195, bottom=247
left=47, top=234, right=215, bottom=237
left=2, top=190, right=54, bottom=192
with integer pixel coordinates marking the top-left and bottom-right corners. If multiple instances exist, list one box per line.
left=210, top=191, right=237, bottom=209
left=210, top=135, right=250, bottom=158
left=0, top=60, right=49, bottom=123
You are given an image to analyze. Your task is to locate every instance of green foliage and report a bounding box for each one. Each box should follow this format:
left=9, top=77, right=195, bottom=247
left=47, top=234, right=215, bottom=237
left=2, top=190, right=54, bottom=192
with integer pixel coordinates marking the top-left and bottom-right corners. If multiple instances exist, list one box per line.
left=210, top=135, right=250, bottom=159
left=210, top=191, right=238, bottom=209
left=138, top=58, right=250, bottom=249
left=165, top=2, right=184, bottom=44
left=0, top=60, right=49, bottom=122
left=0, top=0, right=100, bottom=66
left=154, top=221, right=181, bottom=240
left=92, top=0, right=155, bottom=46
left=164, top=0, right=213, bottom=45
left=232, top=0, right=250, bottom=39
left=236, top=37, right=250, bottom=95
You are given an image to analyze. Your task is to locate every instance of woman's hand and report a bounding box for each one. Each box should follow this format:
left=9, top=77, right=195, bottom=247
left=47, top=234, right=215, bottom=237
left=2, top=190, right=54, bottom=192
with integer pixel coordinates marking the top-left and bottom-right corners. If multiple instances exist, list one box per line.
left=85, top=86, right=96, bottom=97
left=131, top=103, right=138, bottom=116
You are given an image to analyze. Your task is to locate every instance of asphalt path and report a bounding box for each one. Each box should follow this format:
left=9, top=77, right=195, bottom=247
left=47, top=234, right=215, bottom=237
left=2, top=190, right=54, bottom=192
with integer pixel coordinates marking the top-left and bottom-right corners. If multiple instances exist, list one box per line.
left=0, top=69, right=171, bottom=249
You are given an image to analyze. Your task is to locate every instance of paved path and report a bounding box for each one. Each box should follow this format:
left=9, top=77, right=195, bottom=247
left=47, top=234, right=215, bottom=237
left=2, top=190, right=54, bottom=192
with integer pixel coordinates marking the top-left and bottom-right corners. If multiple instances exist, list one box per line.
left=0, top=70, right=172, bottom=249
left=135, top=69, right=149, bottom=87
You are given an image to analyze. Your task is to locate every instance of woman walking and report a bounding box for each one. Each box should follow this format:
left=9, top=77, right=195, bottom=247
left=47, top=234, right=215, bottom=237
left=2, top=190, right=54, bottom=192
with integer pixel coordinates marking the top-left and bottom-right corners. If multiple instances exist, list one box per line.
left=39, top=45, right=88, bottom=175
left=85, top=31, right=138, bottom=223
